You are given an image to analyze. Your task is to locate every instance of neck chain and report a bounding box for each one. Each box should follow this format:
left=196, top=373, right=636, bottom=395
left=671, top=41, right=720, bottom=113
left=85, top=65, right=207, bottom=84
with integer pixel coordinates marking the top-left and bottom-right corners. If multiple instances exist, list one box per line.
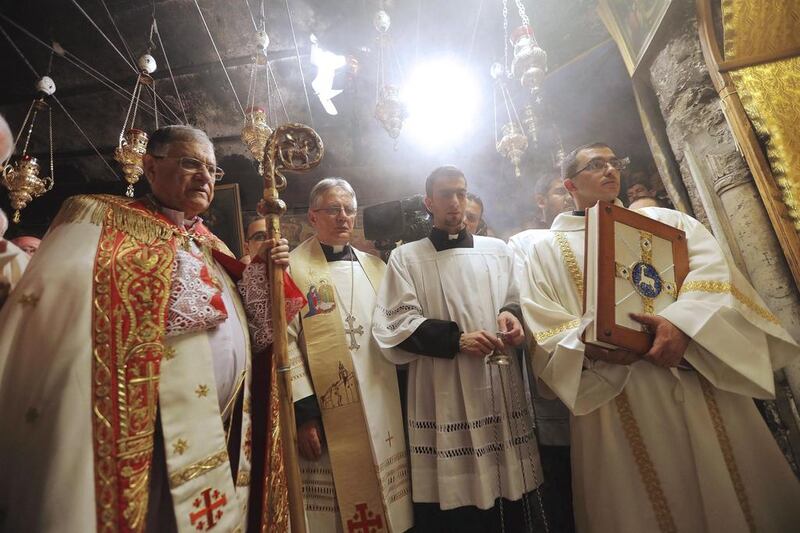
left=340, top=246, right=364, bottom=351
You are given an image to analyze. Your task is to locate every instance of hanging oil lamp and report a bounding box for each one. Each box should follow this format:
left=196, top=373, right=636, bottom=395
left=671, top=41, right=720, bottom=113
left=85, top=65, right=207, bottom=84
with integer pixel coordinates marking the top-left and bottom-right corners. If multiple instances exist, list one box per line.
left=241, top=106, right=272, bottom=173
left=374, top=9, right=408, bottom=144
left=375, top=85, right=407, bottom=141
left=242, top=28, right=284, bottom=175
left=492, top=63, right=528, bottom=178
left=1, top=76, right=56, bottom=222
left=496, top=122, right=528, bottom=178
left=114, top=53, right=156, bottom=197
left=511, top=25, right=548, bottom=93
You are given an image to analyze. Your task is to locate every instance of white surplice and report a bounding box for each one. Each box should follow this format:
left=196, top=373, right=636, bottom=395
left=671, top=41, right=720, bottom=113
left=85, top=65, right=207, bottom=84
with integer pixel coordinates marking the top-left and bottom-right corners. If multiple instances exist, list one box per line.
left=0, top=241, right=29, bottom=296
left=372, top=235, right=542, bottom=511
left=510, top=207, right=800, bottom=533
left=289, top=253, right=412, bottom=533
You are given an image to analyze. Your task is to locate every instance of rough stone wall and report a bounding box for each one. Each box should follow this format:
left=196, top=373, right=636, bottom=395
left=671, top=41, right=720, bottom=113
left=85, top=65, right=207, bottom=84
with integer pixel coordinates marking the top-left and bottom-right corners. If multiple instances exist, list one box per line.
left=648, top=14, right=800, bottom=339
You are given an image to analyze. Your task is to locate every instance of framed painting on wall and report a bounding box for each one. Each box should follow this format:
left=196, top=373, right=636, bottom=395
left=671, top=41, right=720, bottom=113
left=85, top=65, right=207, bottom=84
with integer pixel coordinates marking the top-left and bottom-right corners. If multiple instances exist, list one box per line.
left=598, top=0, right=673, bottom=75
left=201, top=183, right=246, bottom=259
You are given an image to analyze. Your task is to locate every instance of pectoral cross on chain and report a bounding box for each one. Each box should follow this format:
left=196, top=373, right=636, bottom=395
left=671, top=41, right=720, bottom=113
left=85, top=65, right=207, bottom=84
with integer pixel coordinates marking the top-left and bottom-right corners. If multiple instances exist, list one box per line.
left=344, top=314, right=364, bottom=350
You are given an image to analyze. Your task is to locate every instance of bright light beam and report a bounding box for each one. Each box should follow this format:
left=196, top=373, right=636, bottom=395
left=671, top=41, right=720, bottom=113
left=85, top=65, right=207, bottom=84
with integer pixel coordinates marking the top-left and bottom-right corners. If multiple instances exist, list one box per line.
left=402, top=58, right=482, bottom=151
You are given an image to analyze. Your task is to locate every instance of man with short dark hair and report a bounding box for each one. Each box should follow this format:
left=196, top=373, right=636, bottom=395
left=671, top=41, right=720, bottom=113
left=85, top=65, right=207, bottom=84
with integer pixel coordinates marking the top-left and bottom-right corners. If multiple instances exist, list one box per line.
left=464, top=192, right=486, bottom=235
left=374, top=165, right=544, bottom=532
left=0, top=124, right=303, bottom=532
left=626, top=173, right=656, bottom=206
left=241, top=214, right=268, bottom=264
left=533, top=174, right=573, bottom=229
left=511, top=141, right=800, bottom=532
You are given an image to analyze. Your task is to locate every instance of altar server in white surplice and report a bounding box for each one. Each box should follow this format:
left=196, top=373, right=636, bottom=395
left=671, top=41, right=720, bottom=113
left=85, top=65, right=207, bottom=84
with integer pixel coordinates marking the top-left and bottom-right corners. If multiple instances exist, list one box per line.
left=373, top=166, right=545, bottom=533
left=287, top=178, right=412, bottom=533
left=510, top=142, right=800, bottom=533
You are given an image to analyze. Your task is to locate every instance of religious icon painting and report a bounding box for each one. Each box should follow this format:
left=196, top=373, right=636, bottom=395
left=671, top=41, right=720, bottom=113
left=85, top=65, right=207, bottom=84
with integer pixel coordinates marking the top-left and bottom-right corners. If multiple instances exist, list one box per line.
left=303, top=277, right=336, bottom=318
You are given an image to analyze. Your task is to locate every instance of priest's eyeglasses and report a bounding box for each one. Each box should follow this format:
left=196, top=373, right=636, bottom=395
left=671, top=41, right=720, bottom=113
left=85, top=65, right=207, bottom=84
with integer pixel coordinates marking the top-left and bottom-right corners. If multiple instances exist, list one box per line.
left=153, top=155, right=225, bottom=181
left=312, top=205, right=357, bottom=217
left=572, top=156, right=630, bottom=177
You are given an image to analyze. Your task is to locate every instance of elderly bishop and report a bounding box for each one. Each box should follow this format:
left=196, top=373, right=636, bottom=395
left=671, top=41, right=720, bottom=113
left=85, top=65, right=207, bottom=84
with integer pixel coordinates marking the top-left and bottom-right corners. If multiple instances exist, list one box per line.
left=0, top=125, right=304, bottom=532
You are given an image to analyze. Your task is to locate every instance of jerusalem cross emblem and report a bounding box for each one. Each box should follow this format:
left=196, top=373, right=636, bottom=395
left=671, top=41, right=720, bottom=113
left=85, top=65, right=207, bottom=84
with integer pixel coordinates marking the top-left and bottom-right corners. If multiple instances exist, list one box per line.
left=346, top=502, right=384, bottom=533
left=189, top=487, right=227, bottom=531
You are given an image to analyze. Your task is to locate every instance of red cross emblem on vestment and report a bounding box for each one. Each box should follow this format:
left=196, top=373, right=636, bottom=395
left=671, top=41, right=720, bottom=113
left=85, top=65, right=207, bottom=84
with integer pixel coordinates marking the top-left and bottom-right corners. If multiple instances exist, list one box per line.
left=346, top=502, right=384, bottom=533
left=189, top=487, right=228, bottom=530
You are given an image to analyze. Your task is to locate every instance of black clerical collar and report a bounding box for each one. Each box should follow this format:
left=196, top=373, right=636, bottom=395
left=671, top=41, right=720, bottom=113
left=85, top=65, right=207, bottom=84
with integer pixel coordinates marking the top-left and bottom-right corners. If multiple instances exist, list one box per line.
left=572, top=210, right=586, bottom=216
left=428, top=226, right=474, bottom=251
left=320, top=242, right=356, bottom=261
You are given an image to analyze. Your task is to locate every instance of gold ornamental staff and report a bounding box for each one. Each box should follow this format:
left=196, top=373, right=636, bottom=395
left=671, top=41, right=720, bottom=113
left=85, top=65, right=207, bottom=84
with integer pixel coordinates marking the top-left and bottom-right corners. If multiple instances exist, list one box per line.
left=260, top=123, right=324, bottom=533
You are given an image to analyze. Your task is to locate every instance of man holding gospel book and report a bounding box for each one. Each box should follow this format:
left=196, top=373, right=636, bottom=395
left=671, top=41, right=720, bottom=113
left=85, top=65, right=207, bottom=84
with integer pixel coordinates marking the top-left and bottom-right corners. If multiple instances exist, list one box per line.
left=510, top=142, right=800, bottom=532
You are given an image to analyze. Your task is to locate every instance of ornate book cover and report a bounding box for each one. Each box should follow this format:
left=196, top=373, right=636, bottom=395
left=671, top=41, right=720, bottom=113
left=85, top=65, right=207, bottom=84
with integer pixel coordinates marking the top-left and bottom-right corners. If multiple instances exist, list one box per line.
left=583, top=201, right=689, bottom=353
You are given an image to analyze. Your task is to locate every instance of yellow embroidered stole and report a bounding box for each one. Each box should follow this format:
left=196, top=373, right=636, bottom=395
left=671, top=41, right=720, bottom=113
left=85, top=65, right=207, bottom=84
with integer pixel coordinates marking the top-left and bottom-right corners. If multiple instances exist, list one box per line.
left=290, top=237, right=388, bottom=532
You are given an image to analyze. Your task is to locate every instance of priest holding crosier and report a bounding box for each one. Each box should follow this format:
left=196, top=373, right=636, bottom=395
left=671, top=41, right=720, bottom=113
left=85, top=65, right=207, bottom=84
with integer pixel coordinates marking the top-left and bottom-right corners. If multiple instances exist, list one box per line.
left=0, top=125, right=306, bottom=532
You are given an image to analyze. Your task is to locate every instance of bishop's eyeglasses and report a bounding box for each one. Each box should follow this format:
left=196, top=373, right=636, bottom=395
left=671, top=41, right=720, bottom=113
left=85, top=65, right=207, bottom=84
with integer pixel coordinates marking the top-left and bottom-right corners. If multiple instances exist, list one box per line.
left=312, top=205, right=357, bottom=217
left=152, top=155, right=225, bottom=181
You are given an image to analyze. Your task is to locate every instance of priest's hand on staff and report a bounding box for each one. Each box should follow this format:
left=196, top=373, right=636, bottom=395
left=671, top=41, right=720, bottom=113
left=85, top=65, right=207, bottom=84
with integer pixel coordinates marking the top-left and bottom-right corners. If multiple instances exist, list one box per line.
left=629, top=313, right=691, bottom=368
left=256, top=238, right=290, bottom=268
left=459, top=331, right=505, bottom=357
left=298, top=418, right=325, bottom=460
left=497, top=311, right=525, bottom=347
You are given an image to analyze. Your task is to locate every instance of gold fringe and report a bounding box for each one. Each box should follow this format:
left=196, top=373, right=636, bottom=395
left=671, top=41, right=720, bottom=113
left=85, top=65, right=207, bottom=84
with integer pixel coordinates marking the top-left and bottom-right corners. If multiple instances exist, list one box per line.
left=51, top=194, right=227, bottom=252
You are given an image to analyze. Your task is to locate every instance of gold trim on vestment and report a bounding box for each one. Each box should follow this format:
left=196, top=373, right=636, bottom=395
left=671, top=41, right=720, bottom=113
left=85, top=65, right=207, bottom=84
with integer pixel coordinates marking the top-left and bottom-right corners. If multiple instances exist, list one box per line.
left=679, top=280, right=779, bottom=325
left=614, top=392, right=677, bottom=533
left=554, top=232, right=584, bottom=298
left=53, top=194, right=228, bottom=252
left=699, top=379, right=757, bottom=532
left=291, top=237, right=388, bottom=532
left=534, top=319, right=582, bottom=343
left=639, top=231, right=655, bottom=315
left=555, top=229, right=674, bottom=531
left=91, top=217, right=175, bottom=533
left=168, top=449, right=230, bottom=489
left=236, top=470, right=251, bottom=487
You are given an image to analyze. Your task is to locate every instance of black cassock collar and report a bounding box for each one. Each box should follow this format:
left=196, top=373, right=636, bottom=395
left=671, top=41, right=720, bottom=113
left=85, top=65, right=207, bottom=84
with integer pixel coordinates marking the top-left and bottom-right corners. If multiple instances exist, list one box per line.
left=428, top=226, right=474, bottom=251
left=320, top=242, right=356, bottom=262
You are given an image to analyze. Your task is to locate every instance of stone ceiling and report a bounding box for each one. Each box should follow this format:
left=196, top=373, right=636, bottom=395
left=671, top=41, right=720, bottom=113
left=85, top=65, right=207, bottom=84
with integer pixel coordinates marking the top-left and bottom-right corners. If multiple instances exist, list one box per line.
left=1, top=0, right=650, bottom=234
